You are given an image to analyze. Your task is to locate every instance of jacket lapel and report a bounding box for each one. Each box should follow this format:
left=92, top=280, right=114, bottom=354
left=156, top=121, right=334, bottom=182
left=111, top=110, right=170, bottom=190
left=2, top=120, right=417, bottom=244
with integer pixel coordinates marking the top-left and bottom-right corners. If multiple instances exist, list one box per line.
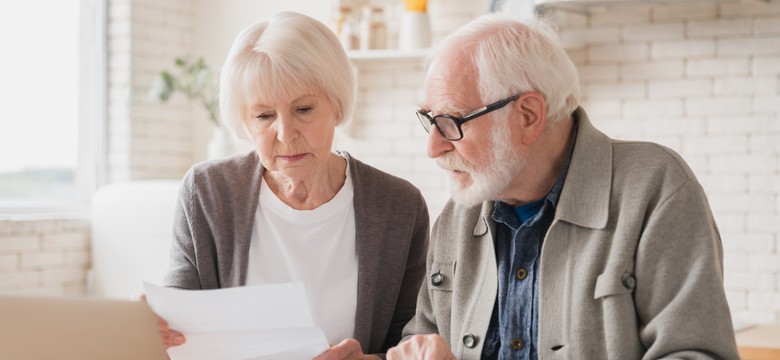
left=555, top=107, right=612, bottom=230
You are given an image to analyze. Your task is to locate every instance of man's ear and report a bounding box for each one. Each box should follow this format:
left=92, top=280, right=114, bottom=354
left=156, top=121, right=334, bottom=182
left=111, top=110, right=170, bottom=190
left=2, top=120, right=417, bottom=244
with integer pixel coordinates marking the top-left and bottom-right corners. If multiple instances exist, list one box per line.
left=513, top=92, right=547, bottom=145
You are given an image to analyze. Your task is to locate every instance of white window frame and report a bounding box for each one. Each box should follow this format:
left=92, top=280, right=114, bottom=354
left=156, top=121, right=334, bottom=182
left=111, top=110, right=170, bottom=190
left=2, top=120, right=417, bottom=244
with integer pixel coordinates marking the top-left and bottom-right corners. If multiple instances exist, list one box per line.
left=0, top=0, right=106, bottom=216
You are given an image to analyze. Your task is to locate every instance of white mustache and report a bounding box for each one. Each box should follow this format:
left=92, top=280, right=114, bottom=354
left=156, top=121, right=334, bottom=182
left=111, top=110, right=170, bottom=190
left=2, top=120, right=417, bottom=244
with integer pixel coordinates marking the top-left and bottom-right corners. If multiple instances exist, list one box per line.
left=436, top=153, right=471, bottom=173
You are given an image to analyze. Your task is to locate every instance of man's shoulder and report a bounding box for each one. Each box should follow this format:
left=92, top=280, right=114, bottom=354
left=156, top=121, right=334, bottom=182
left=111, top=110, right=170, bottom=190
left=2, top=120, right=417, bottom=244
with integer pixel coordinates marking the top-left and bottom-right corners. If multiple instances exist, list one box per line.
left=607, top=140, right=702, bottom=203
left=611, top=140, right=697, bottom=184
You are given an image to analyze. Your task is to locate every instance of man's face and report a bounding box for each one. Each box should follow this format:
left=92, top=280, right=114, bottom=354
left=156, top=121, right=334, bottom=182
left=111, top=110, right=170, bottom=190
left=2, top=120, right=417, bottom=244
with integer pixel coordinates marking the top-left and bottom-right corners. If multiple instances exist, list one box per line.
left=421, top=55, right=526, bottom=207
left=435, top=117, right=527, bottom=207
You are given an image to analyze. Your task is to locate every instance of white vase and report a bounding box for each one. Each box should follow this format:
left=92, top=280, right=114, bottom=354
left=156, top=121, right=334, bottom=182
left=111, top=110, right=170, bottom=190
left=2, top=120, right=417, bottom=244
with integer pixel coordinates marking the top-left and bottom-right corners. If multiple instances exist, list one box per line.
left=207, top=127, right=234, bottom=160
left=398, top=11, right=431, bottom=51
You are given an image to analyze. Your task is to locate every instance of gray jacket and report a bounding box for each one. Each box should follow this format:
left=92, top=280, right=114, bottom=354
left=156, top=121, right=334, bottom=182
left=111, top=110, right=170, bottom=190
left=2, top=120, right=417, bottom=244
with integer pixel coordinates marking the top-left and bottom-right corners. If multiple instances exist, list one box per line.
left=165, top=151, right=430, bottom=354
left=402, top=108, right=739, bottom=359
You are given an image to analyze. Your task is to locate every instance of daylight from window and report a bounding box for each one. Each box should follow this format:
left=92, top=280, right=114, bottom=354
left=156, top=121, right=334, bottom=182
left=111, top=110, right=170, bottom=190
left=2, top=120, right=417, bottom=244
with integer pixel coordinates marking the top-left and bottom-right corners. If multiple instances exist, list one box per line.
left=0, top=1, right=81, bottom=207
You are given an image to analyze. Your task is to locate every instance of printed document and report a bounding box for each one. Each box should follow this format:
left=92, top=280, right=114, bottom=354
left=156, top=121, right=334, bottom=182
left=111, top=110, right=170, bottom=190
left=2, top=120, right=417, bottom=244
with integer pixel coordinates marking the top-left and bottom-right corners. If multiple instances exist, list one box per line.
left=143, top=282, right=329, bottom=360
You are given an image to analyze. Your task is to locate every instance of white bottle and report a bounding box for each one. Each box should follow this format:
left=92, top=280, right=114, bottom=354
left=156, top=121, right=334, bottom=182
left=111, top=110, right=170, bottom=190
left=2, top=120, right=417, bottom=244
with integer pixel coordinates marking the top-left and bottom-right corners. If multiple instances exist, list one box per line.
left=359, top=6, right=372, bottom=51
left=360, top=6, right=387, bottom=50
left=339, top=7, right=359, bottom=50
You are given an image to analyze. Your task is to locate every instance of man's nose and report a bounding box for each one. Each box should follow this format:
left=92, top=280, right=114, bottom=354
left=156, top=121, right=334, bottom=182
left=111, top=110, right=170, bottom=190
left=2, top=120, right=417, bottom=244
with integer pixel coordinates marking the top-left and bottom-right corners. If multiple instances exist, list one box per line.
left=427, top=126, right=454, bottom=159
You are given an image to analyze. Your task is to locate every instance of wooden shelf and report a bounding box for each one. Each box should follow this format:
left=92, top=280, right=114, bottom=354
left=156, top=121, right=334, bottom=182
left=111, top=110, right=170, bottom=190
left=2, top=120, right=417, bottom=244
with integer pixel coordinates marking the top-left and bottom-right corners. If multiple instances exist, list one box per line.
left=535, top=0, right=770, bottom=14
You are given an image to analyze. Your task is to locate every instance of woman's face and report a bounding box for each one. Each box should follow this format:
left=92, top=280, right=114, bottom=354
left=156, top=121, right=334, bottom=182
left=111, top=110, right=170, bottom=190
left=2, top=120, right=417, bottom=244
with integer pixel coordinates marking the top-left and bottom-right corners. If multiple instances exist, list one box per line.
left=243, top=91, right=339, bottom=180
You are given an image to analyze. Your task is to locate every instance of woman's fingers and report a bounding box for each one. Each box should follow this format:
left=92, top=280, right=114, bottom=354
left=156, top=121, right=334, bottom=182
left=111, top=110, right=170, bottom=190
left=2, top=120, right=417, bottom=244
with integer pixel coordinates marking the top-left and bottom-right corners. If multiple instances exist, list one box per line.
left=163, top=330, right=186, bottom=348
left=134, top=292, right=186, bottom=349
left=157, top=317, right=185, bottom=348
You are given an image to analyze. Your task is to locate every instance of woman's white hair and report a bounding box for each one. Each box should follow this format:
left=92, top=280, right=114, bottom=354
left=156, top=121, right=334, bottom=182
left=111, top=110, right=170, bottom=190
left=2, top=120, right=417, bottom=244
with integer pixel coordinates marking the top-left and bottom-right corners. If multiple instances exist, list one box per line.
left=434, top=12, right=580, bottom=124
left=219, top=11, right=355, bottom=140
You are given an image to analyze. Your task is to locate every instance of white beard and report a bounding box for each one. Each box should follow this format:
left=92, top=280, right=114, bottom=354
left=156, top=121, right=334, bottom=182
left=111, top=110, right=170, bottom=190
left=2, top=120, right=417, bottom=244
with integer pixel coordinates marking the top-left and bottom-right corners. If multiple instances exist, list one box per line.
left=436, top=117, right=526, bottom=207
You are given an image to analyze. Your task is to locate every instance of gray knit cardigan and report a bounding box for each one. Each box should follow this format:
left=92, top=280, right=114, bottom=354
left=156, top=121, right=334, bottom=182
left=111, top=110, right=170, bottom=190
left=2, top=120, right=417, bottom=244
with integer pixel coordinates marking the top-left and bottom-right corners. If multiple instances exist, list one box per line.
left=164, top=151, right=430, bottom=354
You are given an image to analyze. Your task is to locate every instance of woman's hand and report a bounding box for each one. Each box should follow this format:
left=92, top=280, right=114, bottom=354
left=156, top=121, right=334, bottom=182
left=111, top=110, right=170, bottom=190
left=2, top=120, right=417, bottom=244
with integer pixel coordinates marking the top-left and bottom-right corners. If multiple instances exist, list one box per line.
left=133, top=293, right=186, bottom=350
left=386, top=334, right=456, bottom=360
left=313, top=338, right=381, bottom=360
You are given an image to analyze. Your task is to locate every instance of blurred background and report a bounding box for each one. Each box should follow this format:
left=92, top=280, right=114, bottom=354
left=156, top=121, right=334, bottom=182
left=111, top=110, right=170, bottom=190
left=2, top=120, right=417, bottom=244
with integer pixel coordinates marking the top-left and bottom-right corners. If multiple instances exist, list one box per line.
left=0, top=0, right=778, bottom=330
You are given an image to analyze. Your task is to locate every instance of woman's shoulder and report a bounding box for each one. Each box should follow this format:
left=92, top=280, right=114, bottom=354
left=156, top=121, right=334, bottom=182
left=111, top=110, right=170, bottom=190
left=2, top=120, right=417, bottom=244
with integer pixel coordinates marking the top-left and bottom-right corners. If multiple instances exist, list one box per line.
left=342, top=152, right=430, bottom=230
left=183, top=151, right=261, bottom=191
left=186, top=151, right=257, bottom=177
left=343, top=152, right=423, bottom=199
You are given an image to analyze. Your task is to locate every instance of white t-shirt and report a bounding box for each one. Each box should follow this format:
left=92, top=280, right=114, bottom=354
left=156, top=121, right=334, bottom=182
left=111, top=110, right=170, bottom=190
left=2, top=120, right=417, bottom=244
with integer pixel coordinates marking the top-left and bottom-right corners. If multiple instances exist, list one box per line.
left=245, top=163, right=357, bottom=346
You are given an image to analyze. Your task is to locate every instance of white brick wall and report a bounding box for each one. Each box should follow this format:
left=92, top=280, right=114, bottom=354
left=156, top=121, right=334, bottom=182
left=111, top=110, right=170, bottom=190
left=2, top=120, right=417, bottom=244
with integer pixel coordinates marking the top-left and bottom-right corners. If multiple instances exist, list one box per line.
left=560, top=0, right=780, bottom=325
left=0, top=219, right=91, bottom=296
left=106, top=0, right=197, bottom=182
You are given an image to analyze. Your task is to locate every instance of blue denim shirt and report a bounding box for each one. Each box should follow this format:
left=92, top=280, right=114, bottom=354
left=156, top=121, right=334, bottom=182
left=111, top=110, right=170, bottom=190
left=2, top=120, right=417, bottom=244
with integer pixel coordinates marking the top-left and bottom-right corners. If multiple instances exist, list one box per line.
left=481, top=123, right=577, bottom=360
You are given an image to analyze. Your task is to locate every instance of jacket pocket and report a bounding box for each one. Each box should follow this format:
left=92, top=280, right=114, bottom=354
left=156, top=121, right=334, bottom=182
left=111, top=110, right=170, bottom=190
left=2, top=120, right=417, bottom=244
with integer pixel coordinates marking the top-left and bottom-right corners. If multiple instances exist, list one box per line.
left=593, top=264, right=642, bottom=358
left=429, top=260, right=455, bottom=341
left=594, top=265, right=635, bottom=299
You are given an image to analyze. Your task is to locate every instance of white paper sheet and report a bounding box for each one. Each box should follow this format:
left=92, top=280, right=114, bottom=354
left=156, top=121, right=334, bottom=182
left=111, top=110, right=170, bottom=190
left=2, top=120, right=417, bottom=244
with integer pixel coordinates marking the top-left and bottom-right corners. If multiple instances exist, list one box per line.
left=143, top=282, right=329, bottom=360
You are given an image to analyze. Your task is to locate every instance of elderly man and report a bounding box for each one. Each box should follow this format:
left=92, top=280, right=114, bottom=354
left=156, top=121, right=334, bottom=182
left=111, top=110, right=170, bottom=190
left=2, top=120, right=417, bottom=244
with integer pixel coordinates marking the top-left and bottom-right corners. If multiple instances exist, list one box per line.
left=387, top=12, right=739, bottom=360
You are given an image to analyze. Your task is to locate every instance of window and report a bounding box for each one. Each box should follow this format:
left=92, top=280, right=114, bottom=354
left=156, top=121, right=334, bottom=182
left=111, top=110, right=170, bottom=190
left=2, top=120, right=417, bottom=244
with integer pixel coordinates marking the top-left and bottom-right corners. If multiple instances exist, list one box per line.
left=0, top=0, right=105, bottom=211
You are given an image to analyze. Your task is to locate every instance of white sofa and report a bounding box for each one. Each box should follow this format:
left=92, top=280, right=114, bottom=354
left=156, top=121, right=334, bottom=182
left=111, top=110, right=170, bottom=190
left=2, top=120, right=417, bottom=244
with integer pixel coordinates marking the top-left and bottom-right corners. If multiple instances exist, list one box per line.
left=90, top=180, right=180, bottom=299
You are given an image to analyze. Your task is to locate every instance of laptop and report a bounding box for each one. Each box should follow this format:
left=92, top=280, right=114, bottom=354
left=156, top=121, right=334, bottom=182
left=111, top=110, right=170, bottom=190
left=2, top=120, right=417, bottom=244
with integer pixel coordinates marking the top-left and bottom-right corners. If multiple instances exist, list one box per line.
left=0, top=296, right=166, bottom=360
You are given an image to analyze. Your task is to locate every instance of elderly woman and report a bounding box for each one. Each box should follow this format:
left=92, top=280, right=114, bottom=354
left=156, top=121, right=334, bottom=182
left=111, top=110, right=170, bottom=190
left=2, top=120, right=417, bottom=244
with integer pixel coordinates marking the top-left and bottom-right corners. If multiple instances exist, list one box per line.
left=159, top=11, right=429, bottom=359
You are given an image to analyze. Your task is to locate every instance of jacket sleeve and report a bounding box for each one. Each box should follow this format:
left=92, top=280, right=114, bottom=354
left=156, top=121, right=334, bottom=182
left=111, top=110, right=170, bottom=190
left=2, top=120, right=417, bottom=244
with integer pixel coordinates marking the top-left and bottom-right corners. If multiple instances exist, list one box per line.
left=163, top=169, right=202, bottom=290
left=634, top=179, right=739, bottom=359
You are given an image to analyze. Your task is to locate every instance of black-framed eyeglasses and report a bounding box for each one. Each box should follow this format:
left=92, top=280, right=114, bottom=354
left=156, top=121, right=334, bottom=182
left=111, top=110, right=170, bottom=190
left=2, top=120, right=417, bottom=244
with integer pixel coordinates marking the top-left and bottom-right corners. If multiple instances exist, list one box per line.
left=416, top=94, right=521, bottom=141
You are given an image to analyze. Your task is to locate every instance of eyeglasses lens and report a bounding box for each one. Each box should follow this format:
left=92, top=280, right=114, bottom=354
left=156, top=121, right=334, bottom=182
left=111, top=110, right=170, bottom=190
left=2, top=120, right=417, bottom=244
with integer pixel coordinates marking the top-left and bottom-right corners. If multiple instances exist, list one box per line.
left=435, top=116, right=461, bottom=140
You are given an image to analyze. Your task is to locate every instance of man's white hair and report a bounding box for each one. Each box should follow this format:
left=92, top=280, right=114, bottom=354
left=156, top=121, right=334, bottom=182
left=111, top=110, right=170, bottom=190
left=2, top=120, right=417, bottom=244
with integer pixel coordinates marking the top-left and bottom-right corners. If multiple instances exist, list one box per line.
left=431, top=12, right=580, bottom=125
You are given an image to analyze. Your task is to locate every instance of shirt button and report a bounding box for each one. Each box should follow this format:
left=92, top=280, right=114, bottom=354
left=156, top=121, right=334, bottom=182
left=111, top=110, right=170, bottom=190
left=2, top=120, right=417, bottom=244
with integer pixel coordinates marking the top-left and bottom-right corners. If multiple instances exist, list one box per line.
left=510, top=338, right=523, bottom=350
left=431, top=272, right=444, bottom=286
left=516, top=267, right=528, bottom=280
left=463, top=333, right=478, bottom=348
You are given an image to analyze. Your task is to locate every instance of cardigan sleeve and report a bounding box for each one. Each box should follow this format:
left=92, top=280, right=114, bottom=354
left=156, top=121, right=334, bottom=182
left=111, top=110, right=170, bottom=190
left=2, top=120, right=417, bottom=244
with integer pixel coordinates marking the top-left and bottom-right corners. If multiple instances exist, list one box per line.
left=399, top=212, right=448, bottom=343
left=163, top=168, right=202, bottom=290
left=382, top=191, right=430, bottom=351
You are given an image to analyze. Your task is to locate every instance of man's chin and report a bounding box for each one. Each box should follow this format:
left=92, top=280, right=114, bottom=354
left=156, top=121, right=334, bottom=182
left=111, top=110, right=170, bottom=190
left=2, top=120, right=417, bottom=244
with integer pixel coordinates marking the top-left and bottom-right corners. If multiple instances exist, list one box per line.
left=450, top=186, right=491, bottom=208
left=448, top=174, right=508, bottom=207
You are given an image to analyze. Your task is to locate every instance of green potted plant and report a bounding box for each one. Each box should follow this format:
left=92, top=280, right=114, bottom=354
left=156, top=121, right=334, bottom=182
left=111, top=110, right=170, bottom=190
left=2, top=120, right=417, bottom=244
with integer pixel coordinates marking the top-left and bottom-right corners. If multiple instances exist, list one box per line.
left=152, top=56, right=219, bottom=125
left=151, top=56, right=233, bottom=159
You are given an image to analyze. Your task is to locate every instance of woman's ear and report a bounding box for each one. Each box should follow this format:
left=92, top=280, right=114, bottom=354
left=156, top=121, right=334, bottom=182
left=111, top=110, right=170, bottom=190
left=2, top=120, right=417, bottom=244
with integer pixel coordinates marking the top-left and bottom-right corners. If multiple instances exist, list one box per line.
left=513, top=92, right=547, bottom=145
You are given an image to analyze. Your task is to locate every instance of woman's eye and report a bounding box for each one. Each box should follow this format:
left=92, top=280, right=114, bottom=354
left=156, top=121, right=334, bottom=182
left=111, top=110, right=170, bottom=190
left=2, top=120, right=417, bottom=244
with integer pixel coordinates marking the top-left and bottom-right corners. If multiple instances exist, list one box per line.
left=255, top=113, right=274, bottom=120
left=296, top=106, right=313, bottom=114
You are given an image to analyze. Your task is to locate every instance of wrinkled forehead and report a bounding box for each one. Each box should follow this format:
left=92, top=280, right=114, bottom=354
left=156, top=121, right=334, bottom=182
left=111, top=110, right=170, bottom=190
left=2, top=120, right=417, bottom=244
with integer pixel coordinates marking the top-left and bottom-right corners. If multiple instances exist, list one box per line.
left=421, top=53, right=480, bottom=114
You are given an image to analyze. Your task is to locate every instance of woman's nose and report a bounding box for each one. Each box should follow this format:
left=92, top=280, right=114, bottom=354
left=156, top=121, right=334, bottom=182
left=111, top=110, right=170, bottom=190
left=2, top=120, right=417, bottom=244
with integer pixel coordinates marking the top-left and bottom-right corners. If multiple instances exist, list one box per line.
left=275, top=114, right=297, bottom=144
